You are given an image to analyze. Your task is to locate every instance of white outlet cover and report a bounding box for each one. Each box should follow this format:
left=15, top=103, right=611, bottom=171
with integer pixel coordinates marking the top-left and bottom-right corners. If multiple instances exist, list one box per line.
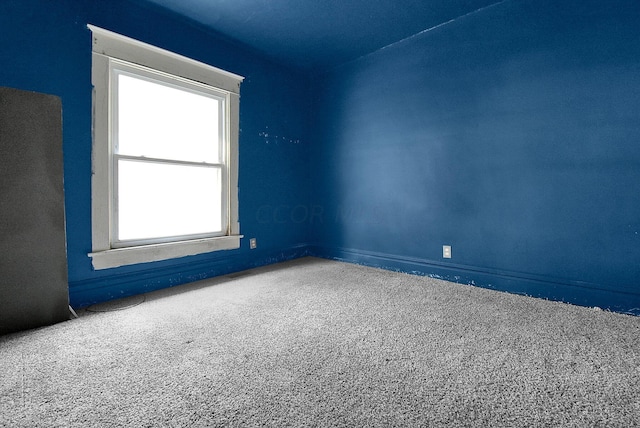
left=443, top=245, right=452, bottom=258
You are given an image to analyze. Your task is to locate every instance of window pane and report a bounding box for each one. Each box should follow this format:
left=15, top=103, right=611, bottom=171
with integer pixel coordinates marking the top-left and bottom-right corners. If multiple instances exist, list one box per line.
left=117, top=73, right=221, bottom=163
left=117, top=159, right=222, bottom=241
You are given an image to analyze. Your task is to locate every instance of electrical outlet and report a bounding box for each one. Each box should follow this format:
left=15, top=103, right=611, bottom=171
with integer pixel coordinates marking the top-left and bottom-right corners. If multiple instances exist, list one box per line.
left=250, top=238, right=257, bottom=249
left=443, top=245, right=452, bottom=259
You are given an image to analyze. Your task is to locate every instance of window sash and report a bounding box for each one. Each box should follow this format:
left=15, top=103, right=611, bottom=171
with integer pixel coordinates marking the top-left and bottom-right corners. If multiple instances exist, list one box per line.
left=110, top=60, right=227, bottom=164
left=109, top=60, right=230, bottom=248
left=111, top=155, right=227, bottom=247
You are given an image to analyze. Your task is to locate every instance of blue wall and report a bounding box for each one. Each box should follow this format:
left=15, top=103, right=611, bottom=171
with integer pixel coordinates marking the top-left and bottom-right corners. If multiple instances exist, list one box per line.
left=309, top=0, right=640, bottom=314
left=0, top=0, right=311, bottom=307
left=2, top=0, right=639, bottom=314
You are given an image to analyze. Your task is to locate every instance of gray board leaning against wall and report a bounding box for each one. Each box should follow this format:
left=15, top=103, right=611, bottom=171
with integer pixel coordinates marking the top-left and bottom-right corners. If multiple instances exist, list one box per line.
left=0, top=87, right=70, bottom=335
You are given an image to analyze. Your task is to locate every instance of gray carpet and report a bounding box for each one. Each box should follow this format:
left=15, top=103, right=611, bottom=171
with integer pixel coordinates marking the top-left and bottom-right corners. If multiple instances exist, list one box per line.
left=1, top=257, right=639, bottom=427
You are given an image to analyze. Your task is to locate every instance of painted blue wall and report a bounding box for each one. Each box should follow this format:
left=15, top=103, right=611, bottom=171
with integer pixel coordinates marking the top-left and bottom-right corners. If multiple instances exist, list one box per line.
left=309, top=0, right=640, bottom=314
left=0, top=0, right=311, bottom=307
left=2, top=0, right=639, bottom=314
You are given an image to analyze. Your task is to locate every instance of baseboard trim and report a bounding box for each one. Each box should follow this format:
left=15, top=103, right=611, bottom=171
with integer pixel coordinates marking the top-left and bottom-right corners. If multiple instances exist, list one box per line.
left=70, top=243, right=639, bottom=316
left=307, top=245, right=640, bottom=316
left=69, top=244, right=310, bottom=308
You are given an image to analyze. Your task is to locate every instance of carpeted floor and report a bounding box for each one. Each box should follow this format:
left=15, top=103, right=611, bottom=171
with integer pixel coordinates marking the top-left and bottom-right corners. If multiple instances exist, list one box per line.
left=1, top=257, right=639, bottom=427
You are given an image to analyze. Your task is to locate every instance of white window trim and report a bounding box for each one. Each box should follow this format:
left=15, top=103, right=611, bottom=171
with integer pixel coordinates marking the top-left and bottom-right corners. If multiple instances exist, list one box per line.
left=88, top=25, right=243, bottom=270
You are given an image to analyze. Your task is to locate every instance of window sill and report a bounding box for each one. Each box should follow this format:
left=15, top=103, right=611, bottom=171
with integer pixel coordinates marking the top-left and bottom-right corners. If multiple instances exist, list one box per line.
left=88, top=235, right=242, bottom=270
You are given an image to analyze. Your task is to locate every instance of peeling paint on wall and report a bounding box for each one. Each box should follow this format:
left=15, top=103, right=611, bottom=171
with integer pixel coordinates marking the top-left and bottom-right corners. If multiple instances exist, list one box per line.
left=259, top=127, right=301, bottom=145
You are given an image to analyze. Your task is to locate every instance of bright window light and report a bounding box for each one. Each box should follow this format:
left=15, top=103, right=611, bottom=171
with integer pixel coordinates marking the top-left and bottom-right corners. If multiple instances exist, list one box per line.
left=117, top=159, right=222, bottom=241
left=88, top=24, right=243, bottom=269
left=111, top=64, right=228, bottom=247
left=117, top=73, right=222, bottom=163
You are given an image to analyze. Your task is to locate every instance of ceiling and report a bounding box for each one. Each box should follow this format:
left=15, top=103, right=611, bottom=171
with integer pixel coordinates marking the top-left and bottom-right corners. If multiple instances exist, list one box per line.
left=139, top=0, right=501, bottom=71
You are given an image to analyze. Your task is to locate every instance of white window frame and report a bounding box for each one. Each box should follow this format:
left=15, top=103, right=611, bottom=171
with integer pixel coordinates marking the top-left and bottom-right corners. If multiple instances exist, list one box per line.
left=88, top=25, right=243, bottom=270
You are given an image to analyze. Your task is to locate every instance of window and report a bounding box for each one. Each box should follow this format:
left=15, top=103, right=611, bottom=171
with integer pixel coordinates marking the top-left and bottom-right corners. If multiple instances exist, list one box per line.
left=88, top=25, right=243, bottom=269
